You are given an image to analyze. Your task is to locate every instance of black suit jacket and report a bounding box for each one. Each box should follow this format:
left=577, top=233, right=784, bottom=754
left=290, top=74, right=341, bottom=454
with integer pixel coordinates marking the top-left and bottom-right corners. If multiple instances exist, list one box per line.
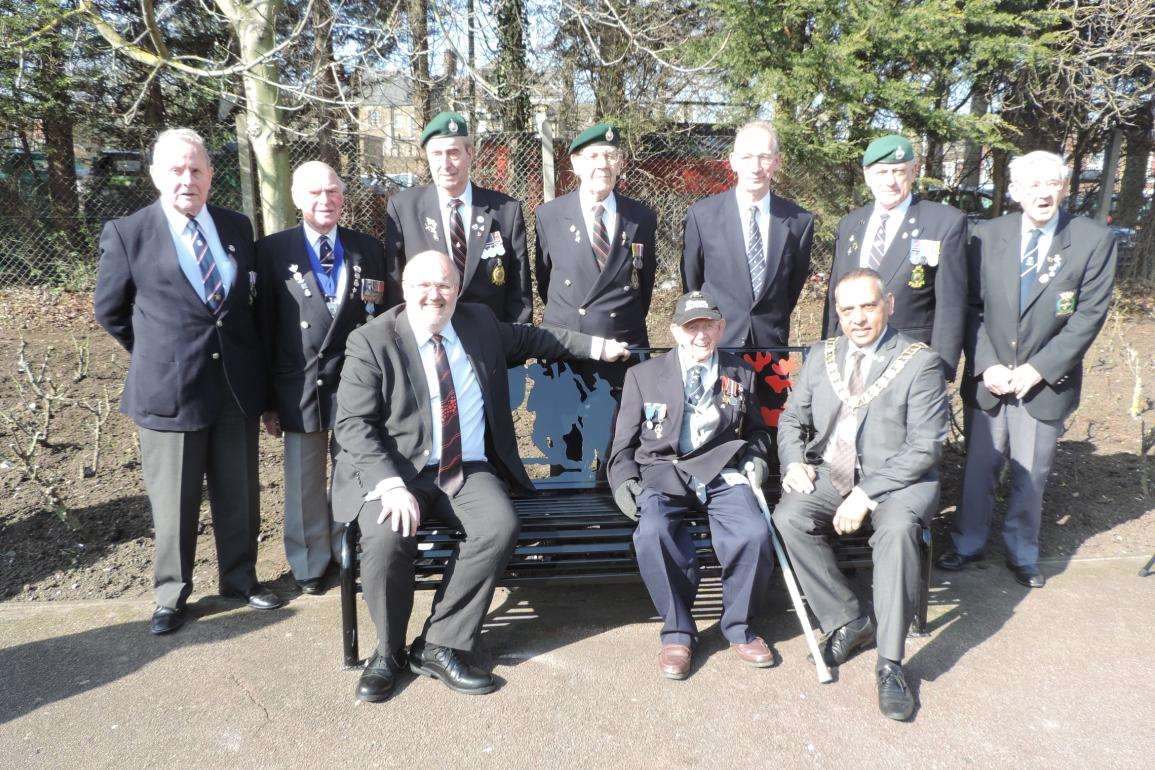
left=330, top=303, right=596, bottom=522
left=963, top=211, right=1116, bottom=422
left=607, top=350, right=770, bottom=496
left=385, top=183, right=532, bottom=322
left=681, top=190, right=814, bottom=348
left=256, top=225, right=401, bottom=434
left=534, top=190, right=658, bottom=347
left=823, top=197, right=969, bottom=378
left=94, top=201, right=266, bottom=431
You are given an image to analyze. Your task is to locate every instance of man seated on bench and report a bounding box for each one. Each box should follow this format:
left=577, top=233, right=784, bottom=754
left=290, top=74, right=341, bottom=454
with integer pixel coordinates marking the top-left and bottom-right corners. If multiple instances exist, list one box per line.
left=608, top=290, right=775, bottom=680
left=331, top=250, right=629, bottom=703
left=772, top=268, right=947, bottom=721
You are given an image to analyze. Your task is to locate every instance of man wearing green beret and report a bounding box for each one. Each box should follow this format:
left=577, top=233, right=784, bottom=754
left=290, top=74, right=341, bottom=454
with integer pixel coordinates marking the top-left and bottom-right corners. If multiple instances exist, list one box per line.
left=534, top=123, right=658, bottom=350
left=822, top=134, right=968, bottom=379
left=385, top=111, right=532, bottom=323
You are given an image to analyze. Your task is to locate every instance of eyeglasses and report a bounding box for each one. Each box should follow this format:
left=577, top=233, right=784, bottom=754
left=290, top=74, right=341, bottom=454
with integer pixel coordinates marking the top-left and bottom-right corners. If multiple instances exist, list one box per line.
left=733, top=153, right=777, bottom=167
left=1016, top=179, right=1065, bottom=194
left=405, top=281, right=456, bottom=295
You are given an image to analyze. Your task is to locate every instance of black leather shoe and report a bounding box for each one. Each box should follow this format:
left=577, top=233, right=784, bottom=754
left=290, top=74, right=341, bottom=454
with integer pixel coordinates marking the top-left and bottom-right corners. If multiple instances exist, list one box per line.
left=150, top=606, right=186, bottom=635
left=356, top=649, right=408, bottom=703
left=877, top=661, right=915, bottom=721
left=409, top=638, right=496, bottom=695
left=297, top=577, right=326, bottom=596
left=223, top=584, right=284, bottom=610
left=823, top=616, right=876, bottom=666
left=1009, top=563, right=1046, bottom=588
left=936, top=550, right=983, bottom=571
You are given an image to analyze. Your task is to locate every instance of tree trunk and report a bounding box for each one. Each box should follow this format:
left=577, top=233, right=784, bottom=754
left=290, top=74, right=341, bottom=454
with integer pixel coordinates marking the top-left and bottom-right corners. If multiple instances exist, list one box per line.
left=962, top=92, right=987, bottom=188
left=407, top=0, right=432, bottom=129
left=494, top=0, right=530, bottom=133
left=38, top=51, right=80, bottom=230
left=1117, top=101, right=1153, bottom=228
left=991, top=148, right=1009, bottom=217
left=311, top=0, right=340, bottom=170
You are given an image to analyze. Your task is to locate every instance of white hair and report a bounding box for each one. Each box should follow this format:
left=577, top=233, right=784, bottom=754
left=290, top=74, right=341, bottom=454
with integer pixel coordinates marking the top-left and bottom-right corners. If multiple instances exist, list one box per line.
left=733, top=120, right=780, bottom=155
left=292, top=160, right=346, bottom=192
left=151, top=128, right=211, bottom=168
left=1009, top=151, right=1070, bottom=185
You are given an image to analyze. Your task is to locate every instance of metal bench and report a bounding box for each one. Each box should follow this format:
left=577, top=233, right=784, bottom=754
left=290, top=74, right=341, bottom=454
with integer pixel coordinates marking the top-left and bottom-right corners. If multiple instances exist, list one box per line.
left=338, top=347, right=931, bottom=667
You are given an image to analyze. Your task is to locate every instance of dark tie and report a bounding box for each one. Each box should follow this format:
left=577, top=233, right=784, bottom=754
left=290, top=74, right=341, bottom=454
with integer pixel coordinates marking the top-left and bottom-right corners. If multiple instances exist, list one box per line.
left=449, top=199, right=467, bottom=276
left=431, top=334, right=464, bottom=497
left=869, top=213, right=889, bottom=270
left=828, top=350, right=865, bottom=496
left=747, top=205, right=765, bottom=296
left=318, top=234, right=333, bottom=270
left=591, top=203, right=610, bottom=271
left=187, top=217, right=223, bottom=314
left=1020, top=228, right=1043, bottom=312
left=685, top=365, right=706, bottom=408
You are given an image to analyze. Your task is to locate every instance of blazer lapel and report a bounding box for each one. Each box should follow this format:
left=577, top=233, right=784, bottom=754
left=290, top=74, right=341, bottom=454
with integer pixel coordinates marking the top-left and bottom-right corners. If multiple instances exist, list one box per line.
left=722, top=193, right=752, bottom=299
left=877, top=202, right=917, bottom=288
left=1021, top=212, right=1070, bottom=317
left=291, top=226, right=333, bottom=324
left=660, top=351, right=687, bottom=453
left=463, top=188, right=494, bottom=290
left=586, top=196, right=636, bottom=304
left=418, top=185, right=444, bottom=250
left=996, top=213, right=1022, bottom=318
left=454, top=316, right=490, bottom=420
left=319, top=226, right=359, bottom=352
left=560, top=192, right=601, bottom=300
left=856, top=328, right=899, bottom=436
left=153, top=201, right=213, bottom=318
left=757, top=195, right=789, bottom=303
left=838, top=206, right=871, bottom=278
left=394, top=312, right=433, bottom=439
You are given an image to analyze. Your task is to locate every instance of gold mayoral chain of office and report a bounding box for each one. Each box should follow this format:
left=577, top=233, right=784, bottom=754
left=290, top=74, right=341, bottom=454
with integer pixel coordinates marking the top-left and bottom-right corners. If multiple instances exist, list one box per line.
left=823, top=338, right=929, bottom=410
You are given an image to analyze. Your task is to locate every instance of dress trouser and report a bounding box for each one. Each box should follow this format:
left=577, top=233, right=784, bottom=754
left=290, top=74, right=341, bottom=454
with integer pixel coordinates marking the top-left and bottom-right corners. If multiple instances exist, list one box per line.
left=357, top=462, right=519, bottom=657
left=954, top=400, right=1063, bottom=567
left=633, top=477, right=773, bottom=647
left=138, top=395, right=261, bottom=610
left=772, top=468, right=933, bottom=662
left=283, top=430, right=343, bottom=581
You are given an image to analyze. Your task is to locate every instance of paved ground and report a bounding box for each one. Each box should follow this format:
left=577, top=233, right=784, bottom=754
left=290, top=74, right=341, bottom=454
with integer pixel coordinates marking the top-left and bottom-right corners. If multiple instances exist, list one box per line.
left=1, top=555, right=1152, bottom=768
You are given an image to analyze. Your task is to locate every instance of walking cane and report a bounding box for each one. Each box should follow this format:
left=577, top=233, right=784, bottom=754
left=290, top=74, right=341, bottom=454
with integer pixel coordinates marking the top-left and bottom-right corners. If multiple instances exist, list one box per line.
left=746, top=468, right=833, bottom=684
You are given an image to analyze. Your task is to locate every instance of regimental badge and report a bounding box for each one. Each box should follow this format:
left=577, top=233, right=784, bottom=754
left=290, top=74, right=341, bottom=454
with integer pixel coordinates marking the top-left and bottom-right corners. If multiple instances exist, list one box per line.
left=643, top=402, right=667, bottom=439
left=227, top=244, right=236, bottom=253
left=895, top=147, right=905, bottom=161
left=605, top=128, right=614, bottom=141
left=490, top=259, right=506, bottom=287
left=1056, top=290, right=1076, bottom=316
left=909, top=264, right=927, bottom=289
left=448, top=119, right=458, bottom=134
left=289, top=263, right=312, bottom=297
left=1039, top=252, right=1063, bottom=285
left=570, top=223, right=581, bottom=243
left=361, top=278, right=384, bottom=304
left=424, top=217, right=440, bottom=241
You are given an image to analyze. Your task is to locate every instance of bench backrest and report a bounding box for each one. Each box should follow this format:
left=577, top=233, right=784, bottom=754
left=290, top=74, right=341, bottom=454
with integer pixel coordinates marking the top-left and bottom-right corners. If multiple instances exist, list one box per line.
left=508, top=346, right=807, bottom=491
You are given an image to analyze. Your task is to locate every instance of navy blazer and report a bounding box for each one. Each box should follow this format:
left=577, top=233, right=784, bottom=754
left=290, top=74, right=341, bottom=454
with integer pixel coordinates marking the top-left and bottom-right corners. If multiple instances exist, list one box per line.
left=385, top=183, right=532, bottom=323
left=256, top=224, right=401, bottom=434
left=681, top=190, right=814, bottom=348
left=824, top=197, right=969, bottom=379
left=94, top=201, right=267, bottom=431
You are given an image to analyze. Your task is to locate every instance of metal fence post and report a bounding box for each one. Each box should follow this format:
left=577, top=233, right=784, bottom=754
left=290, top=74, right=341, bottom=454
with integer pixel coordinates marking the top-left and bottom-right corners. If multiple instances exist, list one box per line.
left=538, top=113, right=555, bottom=204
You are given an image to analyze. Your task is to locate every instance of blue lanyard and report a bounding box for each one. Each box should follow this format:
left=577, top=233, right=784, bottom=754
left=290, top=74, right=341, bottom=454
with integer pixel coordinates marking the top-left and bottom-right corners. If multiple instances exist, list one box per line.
left=303, top=230, right=345, bottom=298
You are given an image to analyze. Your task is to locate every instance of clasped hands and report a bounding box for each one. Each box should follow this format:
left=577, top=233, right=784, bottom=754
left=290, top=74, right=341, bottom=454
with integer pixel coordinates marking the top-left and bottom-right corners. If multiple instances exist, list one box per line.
left=983, top=363, right=1042, bottom=399
left=782, top=462, right=871, bottom=535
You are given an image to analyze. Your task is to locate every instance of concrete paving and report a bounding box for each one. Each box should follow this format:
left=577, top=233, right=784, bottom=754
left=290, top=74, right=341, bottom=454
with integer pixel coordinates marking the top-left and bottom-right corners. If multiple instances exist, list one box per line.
left=1, top=556, right=1152, bottom=768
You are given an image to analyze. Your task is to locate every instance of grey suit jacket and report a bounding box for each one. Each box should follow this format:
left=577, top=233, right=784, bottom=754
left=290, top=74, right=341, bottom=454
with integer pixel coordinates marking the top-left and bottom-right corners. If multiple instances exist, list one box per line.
left=964, top=211, right=1116, bottom=422
left=330, top=302, right=595, bottom=522
left=778, top=328, right=947, bottom=506
left=823, top=197, right=969, bottom=379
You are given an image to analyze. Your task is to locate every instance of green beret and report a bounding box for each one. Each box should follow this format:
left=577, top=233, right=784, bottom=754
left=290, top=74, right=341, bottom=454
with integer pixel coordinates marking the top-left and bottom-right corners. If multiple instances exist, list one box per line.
left=420, top=111, right=469, bottom=147
left=862, top=134, right=916, bottom=166
left=569, top=123, right=620, bottom=155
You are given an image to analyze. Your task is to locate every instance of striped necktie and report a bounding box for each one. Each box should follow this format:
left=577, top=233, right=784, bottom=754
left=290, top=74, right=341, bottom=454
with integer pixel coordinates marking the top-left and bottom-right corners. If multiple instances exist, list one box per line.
left=828, top=350, right=865, bottom=496
left=318, top=234, right=333, bottom=270
left=431, top=333, right=464, bottom=497
left=747, top=206, right=766, bottom=297
left=187, top=217, right=223, bottom=314
left=685, top=365, right=706, bottom=408
left=1020, top=228, right=1043, bottom=312
left=868, top=213, right=889, bottom=270
left=591, top=203, right=610, bottom=271
left=449, top=199, right=467, bottom=276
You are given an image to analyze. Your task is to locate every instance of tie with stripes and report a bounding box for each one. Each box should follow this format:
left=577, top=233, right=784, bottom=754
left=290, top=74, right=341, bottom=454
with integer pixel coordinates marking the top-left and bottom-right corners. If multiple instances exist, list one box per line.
left=431, top=333, right=464, bottom=497
left=449, top=199, right=467, bottom=276
left=685, top=365, right=705, bottom=408
left=318, top=234, right=333, bottom=270
left=187, top=217, right=223, bottom=314
left=828, top=350, right=865, bottom=496
left=868, top=213, right=889, bottom=270
left=591, top=203, right=610, bottom=271
left=1020, top=228, right=1043, bottom=313
left=747, top=205, right=766, bottom=297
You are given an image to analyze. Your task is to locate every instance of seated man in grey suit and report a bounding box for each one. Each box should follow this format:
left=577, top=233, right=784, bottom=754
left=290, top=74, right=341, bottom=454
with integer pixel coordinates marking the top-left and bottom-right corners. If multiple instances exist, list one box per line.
left=773, top=268, right=947, bottom=721
left=608, top=291, right=775, bottom=680
left=331, top=250, right=629, bottom=703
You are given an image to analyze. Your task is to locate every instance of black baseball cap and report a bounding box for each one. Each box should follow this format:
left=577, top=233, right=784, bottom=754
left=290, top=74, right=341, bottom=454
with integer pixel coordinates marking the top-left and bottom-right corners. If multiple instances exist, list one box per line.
left=673, top=291, right=723, bottom=325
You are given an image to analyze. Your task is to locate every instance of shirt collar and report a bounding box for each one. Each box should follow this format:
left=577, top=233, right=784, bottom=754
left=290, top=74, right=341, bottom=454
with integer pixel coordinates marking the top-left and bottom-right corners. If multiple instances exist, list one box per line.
left=579, top=188, right=616, bottom=215
left=410, top=317, right=460, bottom=350
left=846, top=326, right=888, bottom=360
left=676, top=347, right=718, bottom=381
left=161, top=201, right=212, bottom=234
left=436, top=181, right=473, bottom=211
left=872, top=195, right=912, bottom=223
left=302, top=221, right=338, bottom=250
left=736, top=189, right=772, bottom=217
left=1021, top=212, right=1059, bottom=240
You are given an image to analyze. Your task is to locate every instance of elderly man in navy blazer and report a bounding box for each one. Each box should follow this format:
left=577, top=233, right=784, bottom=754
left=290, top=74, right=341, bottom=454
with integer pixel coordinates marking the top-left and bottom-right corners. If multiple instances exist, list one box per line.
left=681, top=120, right=815, bottom=347
left=609, top=291, right=775, bottom=680
left=257, top=161, right=401, bottom=595
left=94, top=128, right=282, bottom=635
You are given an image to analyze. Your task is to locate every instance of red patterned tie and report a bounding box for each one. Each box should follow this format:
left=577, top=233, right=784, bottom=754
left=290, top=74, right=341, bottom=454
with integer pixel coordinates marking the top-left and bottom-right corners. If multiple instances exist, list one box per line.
left=828, top=350, right=865, bottom=496
left=449, top=199, right=467, bottom=277
left=431, top=333, right=464, bottom=497
left=591, top=203, right=610, bottom=271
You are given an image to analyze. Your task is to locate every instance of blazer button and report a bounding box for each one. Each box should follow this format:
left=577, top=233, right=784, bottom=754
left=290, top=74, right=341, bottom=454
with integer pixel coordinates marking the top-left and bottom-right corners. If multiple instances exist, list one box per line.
left=672, top=458, right=679, bottom=465
left=300, top=321, right=310, bottom=329
left=211, top=353, right=220, bottom=360
left=423, top=449, right=430, bottom=456
left=578, top=308, right=587, bottom=316
left=216, top=319, right=223, bottom=328
left=610, top=312, right=617, bottom=318
left=1010, top=340, right=1017, bottom=347
left=564, top=279, right=572, bottom=286
left=316, top=378, right=324, bottom=387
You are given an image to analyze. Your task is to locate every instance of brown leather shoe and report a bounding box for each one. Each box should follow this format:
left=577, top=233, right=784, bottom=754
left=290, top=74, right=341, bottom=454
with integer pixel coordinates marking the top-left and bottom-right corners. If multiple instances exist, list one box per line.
left=732, top=637, right=774, bottom=668
left=658, top=644, right=692, bottom=680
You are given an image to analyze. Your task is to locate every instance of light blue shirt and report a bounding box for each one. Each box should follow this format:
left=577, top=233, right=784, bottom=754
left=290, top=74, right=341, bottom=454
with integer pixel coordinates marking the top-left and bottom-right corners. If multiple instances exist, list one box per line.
left=161, top=203, right=236, bottom=301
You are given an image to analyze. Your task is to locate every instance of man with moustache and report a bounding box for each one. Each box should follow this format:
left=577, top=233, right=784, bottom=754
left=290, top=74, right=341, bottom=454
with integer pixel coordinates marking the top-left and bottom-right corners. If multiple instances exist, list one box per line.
left=938, top=151, right=1116, bottom=587
left=94, top=128, right=281, bottom=635
left=823, top=135, right=969, bottom=378
left=257, top=161, right=400, bottom=594
left=331, top=250, right=630, bottom=703
left=608, top=291, right=775, bottom=680
left=681, top=120, right=815, bottom=348
left=773, top=269, right=947, bottom=721
left=385, top=111, right=532, bottom=322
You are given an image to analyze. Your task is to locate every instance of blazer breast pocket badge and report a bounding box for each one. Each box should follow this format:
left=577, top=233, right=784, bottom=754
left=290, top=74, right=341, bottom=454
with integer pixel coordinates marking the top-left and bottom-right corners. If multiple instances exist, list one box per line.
left=643, top=402, right=667, bottom=439
left=1055, top=290, right=1076, bottom=316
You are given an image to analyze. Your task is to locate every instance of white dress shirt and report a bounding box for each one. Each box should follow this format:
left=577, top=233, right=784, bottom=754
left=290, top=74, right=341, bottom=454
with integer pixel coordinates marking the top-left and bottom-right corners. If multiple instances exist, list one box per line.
left=737, top=191, right=772, bottom=257
left=436, top=181, right=474, bottom=256
left=858, top=195, right=913, bottom=268
left=578, top=189, right=618, bottom=249
left=410, top=320, right=487, bottom=467
left=161, top=203, right=235, bottom=300
left=1020, top=212, right=1059, bottom=271
left=301, top=221, right=348, bottom=303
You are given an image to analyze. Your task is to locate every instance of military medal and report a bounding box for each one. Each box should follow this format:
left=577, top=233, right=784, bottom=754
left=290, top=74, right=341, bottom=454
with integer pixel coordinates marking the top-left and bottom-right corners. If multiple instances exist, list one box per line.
left=491, top=259, right=506, bottom=286
left=361, top=277, right=384, bottom=304
left=644, top=402, right=667, bottom=439
left=288, top=263, right=312, bottom=297
left=909, top=264, right=927, bottom=289
left=350, top=263, right=363, bottom=300
left=630, top=243, right=644, bottom=289
left=720, top=376, right=743, bottom=407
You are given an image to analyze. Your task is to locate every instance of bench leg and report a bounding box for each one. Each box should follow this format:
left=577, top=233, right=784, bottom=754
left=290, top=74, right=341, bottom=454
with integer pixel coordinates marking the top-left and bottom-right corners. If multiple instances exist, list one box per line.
left=340, top=521, right=361, bottom=668
left=908, top=527, right=932, bottom=638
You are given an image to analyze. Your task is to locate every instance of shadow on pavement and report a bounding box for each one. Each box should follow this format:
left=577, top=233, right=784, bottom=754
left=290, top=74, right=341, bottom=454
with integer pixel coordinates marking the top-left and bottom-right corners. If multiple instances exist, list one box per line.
left=0, top=602, right=295, bottom=725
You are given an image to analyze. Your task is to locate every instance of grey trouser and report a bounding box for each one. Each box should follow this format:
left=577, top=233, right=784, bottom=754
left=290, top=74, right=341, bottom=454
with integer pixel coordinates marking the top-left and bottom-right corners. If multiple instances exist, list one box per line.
left=283, top=430, right=343, bottom=581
